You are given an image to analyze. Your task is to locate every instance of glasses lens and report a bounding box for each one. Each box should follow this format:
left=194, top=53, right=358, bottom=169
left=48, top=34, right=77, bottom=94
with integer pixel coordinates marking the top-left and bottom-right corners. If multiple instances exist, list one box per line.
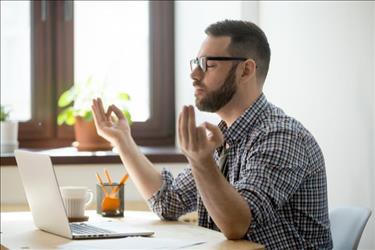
left=190, top=57, right=207, bottom=72
left=190, top=58, right=198, bottom=72
left=199, top=57, right=206, bottom=72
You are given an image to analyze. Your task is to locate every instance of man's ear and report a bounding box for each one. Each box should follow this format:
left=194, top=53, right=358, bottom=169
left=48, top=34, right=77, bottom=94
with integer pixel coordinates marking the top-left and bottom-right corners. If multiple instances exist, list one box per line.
left=240, top=59, right=257, bottom=79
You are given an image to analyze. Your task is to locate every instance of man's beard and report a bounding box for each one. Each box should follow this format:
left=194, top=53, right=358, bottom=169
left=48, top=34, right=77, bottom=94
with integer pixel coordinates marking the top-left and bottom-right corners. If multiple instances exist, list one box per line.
left=195, top=64, right=238, bottom=112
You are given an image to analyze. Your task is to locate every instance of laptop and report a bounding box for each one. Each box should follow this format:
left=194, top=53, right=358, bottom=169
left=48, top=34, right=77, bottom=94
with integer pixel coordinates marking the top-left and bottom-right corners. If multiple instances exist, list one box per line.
left=14, top=149, right=154, bottom=239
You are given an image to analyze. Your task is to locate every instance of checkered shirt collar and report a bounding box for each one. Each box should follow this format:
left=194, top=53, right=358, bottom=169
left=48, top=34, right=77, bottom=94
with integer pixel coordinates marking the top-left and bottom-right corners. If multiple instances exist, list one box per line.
left=218, top=93, right=268, bottom=146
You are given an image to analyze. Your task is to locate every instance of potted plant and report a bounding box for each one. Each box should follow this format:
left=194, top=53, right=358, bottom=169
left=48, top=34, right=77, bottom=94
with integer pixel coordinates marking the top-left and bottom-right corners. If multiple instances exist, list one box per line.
left=57, top=77, right=132, bottom=151
left=0, top=105, right=19, bottom=154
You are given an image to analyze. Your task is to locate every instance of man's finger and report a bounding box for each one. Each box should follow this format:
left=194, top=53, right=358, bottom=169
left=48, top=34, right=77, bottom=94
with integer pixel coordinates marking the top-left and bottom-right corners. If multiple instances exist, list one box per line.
left=196, top=126, right=207, bottom=145
left=178, top=111, right=183, bottom=147
left=180, top=106, right=189, bottom=146
left=105, top=106, right=113, bottom=120
left=187, top=106, right=197, bottom=148
left=97, top=98, right=107, bottom=120
left=202, top=122, right=224, bottom=145
left=108, top=105, right=126, bottom=121
left=92, top=98, right=105, bottom=122
left=91, top=100, right=102, bottom=131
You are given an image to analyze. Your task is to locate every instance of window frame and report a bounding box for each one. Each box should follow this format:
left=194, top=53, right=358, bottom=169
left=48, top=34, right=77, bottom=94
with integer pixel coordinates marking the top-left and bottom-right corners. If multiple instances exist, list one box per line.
left=19, top=1, right=175, bottom=148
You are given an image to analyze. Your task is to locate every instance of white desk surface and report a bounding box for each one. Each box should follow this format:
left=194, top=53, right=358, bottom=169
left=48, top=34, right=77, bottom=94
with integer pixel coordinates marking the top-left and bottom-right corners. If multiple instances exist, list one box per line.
left=0, top=210, right=264, bottom=250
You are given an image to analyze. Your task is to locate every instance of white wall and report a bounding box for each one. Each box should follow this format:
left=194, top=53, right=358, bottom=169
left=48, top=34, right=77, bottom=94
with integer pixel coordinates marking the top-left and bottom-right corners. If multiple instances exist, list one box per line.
left=0, top=163, right=187, bottom=204
left=258, top=2, right=374, bottom=249
left=175, top=1, right=243, bottom=126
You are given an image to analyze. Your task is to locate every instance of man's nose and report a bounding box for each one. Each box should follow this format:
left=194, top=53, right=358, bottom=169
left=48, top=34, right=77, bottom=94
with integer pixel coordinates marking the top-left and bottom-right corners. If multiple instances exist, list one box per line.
left=190, top=66, right=203, bottom=82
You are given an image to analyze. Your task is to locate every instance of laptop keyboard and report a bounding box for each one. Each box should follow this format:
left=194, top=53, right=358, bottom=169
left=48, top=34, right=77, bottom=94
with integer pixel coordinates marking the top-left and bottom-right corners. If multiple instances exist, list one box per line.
left=70, top=223, right=115, bottom=235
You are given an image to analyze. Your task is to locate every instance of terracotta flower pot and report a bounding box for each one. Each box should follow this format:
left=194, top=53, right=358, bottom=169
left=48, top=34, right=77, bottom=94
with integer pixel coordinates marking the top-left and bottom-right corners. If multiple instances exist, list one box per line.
left=73, top=117, right=112, bottom=151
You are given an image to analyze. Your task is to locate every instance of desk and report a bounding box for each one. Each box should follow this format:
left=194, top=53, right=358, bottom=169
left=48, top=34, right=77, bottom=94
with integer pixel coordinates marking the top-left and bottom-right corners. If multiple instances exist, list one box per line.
left=1, top=210, right=264, bottom=250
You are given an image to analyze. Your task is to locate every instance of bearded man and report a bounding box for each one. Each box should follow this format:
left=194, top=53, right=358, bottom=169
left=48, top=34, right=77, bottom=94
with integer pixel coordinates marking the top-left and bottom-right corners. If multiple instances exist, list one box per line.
left=92, top=20, right=333, bottom=249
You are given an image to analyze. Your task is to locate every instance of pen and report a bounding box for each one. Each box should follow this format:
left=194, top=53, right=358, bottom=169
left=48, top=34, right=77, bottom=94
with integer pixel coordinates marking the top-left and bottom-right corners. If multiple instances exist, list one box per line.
left=112, top=173, right=129, bottom=195
left=96, top=172, right=109, bottom=197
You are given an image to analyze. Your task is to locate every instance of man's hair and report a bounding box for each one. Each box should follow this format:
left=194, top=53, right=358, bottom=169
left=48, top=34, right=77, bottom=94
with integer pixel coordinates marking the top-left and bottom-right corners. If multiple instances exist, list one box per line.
left=205, top=20, right=271, bottom=83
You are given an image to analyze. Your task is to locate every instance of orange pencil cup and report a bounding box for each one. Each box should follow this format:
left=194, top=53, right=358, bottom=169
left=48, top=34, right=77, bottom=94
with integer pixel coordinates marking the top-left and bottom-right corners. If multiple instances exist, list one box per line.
left=96, top=183, right=124, bottom=217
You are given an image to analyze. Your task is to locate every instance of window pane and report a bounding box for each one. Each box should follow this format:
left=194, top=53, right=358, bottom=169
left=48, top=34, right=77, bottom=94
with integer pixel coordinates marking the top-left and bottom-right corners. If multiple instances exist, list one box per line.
left=74, top=1, right=150, bottom=122
left=0, top=1, right=31, bottom=121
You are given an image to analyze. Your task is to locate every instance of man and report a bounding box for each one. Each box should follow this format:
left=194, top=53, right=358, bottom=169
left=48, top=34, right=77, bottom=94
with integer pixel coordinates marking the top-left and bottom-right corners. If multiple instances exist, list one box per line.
left=92, top=20, right=332, bottom=249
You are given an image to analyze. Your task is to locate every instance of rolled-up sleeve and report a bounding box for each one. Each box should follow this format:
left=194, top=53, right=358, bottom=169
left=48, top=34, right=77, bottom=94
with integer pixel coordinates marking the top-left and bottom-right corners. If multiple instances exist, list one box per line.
left=233, top=128, right=308, bottom=229
left=147, top=168, right=197, bottom=220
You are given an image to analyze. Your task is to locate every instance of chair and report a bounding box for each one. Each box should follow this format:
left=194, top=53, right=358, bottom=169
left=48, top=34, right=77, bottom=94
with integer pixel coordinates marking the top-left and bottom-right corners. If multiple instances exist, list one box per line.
left=329, top=207, right=372, bottom=250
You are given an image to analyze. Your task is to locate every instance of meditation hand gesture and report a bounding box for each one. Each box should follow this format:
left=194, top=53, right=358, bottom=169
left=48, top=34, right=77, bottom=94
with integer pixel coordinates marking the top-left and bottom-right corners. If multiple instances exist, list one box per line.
left=91, top=98, right=131, bottom=147
left=178, top=105, right=224, bottom=168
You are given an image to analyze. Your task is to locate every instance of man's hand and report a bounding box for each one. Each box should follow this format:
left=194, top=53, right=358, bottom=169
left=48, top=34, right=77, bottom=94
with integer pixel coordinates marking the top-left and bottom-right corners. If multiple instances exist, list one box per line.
left=178, top=105, right=224, bottom=168
left=91, top=98, right=131, bottom=147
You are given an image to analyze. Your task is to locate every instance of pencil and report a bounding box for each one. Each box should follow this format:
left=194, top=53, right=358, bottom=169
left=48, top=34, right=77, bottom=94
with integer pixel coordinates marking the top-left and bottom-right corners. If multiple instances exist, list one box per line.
left=112, top=173, right=129, bottom=194
left=96, top=172, right=109, bottom=196
left=104, top=168, right=115, bottom=193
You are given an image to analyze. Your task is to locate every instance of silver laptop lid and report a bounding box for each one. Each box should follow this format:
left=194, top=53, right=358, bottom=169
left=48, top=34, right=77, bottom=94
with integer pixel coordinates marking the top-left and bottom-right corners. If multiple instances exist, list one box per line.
left=15, top=150, right=72, bottom=239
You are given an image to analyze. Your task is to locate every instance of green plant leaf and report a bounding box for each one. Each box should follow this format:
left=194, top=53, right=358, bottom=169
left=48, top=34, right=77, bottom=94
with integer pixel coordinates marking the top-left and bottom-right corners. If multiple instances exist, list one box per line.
left=0, top=105, right=10, bottom=121
left=66, top=114, right=76, bottom=126
left=57, top=111, right=67, bottom=125
left=118, top=92, right=130, bottom=101
left=123, top=110, right=132, bottom=125
left=82, top=111, right=93, bottom=121
left=77, top=109, right=90, bottom=118
left=57, top=107, right=75, bottom=125
left=58, top=87, right=76, bottom=108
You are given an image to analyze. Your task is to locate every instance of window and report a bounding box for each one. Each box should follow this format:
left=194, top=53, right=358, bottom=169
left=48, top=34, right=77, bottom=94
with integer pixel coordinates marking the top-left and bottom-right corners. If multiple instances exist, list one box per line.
left=1, top=1, right=31, bottom=121
left=1, top=1, right=175, bottom=148
left=74, top=1, right=150, bottom=121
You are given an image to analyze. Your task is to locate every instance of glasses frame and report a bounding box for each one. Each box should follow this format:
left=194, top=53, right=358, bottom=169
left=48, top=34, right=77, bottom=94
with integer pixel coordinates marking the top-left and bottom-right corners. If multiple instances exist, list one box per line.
left=190, top=56, right=249, bottom=72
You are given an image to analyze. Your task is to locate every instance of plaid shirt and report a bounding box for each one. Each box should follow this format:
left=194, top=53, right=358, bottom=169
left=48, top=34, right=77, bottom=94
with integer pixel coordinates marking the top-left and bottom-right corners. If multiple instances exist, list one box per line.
left=148, top=93, right=332, bottom=249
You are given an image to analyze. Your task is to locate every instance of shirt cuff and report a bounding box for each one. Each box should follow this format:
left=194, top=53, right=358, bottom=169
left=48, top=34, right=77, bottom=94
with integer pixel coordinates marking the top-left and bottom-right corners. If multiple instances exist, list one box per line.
left=233, top=182, right=276, bottom=231
left=146, top=168, right=173, bottom=208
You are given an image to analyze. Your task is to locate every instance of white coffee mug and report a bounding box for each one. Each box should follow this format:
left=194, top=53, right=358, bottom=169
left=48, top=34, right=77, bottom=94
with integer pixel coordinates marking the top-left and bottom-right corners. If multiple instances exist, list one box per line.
left=60, top=186, right=93, bottom=218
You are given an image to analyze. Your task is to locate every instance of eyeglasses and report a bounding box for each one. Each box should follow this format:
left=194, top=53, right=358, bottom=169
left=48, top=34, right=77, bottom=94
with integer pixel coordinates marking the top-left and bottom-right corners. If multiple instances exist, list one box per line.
left=190, top=56, right=248, bottom=72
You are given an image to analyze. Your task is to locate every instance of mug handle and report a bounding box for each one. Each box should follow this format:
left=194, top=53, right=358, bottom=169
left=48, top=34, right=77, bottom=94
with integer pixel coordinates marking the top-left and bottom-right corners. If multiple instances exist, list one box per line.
left=85, top=190, right=94, bottom=208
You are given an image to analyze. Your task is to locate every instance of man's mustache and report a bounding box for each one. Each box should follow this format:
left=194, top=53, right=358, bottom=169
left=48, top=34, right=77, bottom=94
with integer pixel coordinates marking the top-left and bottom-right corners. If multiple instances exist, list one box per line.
left=193, top=81, right=205, bottom=88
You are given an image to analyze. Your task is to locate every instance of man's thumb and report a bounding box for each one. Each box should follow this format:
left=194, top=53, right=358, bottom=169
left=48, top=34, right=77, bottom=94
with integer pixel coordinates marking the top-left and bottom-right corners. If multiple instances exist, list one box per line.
left=201, top=122, right=223, bottom=144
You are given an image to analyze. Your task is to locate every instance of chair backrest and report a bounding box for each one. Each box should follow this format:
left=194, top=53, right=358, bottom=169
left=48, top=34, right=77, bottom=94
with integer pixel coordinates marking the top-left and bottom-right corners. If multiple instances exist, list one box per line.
left=329, top=207, right=372, bottom=250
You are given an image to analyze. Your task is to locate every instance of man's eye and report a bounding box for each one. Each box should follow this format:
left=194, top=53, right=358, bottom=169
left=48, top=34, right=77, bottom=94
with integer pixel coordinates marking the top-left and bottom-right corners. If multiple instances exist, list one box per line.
left=206, top=65, right=216, bottom=68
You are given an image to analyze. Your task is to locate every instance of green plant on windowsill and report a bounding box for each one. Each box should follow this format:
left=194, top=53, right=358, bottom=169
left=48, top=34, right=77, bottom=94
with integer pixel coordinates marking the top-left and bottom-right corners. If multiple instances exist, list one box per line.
left=0, top=105, right=10, bottom=122
left=0, top=105, right=19, bottom=154
left=57, top=77, right=132, bottom=151
left=57, top=78, right=132, bottom=126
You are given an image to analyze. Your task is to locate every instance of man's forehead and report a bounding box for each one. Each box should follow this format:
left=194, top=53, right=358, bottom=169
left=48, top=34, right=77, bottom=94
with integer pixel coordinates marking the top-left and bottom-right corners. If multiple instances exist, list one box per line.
left=197, top=36, right=231, bottom=57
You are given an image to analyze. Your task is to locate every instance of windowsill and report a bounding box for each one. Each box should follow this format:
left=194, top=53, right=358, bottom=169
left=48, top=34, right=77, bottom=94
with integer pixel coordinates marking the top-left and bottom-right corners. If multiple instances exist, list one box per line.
left=0, top=146, right=187, bottom=166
